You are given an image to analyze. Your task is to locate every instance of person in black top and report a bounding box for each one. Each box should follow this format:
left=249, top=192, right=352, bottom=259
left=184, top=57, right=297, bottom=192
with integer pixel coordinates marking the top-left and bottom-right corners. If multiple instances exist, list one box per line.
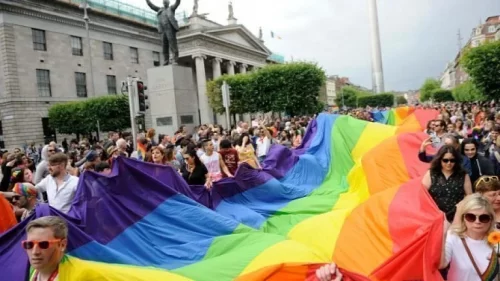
left=422, top=145, right=473, bottom=222
left=180, top=149, right=210, bottom=188
left=461, top=138, right=495, bottom=186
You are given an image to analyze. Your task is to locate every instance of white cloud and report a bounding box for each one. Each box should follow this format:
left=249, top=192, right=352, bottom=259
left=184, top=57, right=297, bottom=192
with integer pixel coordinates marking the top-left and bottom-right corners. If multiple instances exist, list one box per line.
left=129, top=0, right=500, bottom=91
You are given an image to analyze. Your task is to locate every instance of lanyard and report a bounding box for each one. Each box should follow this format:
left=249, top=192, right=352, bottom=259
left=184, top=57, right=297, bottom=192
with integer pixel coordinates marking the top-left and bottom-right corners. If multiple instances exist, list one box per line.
left=33, top=269, right=58, bottom=281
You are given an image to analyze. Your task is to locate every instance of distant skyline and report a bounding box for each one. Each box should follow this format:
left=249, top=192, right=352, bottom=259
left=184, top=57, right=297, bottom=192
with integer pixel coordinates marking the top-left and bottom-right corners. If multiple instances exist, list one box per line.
left=130, top=0, right=500, bottom=91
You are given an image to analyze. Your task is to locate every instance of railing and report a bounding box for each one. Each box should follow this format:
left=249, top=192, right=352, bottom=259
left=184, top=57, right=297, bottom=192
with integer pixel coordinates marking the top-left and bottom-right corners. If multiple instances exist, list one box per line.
left=63, top=0, right=188, bottom=26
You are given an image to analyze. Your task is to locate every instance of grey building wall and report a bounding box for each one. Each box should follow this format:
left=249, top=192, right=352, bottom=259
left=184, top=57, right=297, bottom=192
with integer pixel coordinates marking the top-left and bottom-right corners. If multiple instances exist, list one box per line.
left=0, top=2, right=163, bottom=148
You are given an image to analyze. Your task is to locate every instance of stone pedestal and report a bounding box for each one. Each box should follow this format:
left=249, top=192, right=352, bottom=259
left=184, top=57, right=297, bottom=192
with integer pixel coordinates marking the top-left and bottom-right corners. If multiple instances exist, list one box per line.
left=147, top=65, right=199, bottom=137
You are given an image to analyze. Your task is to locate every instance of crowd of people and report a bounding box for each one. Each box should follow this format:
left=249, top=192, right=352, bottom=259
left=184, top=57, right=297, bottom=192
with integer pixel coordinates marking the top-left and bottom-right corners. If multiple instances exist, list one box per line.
left=3, top=102, right=500, bottom=280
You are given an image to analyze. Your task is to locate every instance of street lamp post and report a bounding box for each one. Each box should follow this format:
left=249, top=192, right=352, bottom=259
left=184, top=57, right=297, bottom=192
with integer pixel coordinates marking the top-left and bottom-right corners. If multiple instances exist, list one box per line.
left=80, top=0, right=96, bottom=97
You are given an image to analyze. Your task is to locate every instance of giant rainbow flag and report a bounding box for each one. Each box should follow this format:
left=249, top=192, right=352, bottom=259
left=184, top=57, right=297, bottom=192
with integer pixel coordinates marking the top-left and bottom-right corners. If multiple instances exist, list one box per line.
left=0, top=109, right=445, bottom=281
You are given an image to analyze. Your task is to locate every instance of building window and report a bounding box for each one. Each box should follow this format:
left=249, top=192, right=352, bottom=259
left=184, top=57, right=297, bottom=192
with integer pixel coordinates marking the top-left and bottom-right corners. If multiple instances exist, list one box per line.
left=107, top=75, right=117, bottom=94
left=130, top=47, right=139, bottom=64
left=153, top=51, right=160, bottom=67
left=71, top=36, right=83, bottom=56
left=36, top=69, right=52, bottom=97
left=32, top=29, right=46, bottom=51
left=488, top=25, right=496, bottom=33
left=103, top=42, right=113, bottom=60
left=42, top=117, right=56, bottom=143
left=75, top=72, right=87, bottom=97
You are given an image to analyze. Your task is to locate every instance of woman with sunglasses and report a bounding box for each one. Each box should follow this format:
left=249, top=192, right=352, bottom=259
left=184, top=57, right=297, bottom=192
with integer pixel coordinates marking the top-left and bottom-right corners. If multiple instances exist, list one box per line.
left=475, top=176, right=500, bottom=230
left=440, top=194, right=498, bottom=281
left=422, top=145, right=472, bottom=222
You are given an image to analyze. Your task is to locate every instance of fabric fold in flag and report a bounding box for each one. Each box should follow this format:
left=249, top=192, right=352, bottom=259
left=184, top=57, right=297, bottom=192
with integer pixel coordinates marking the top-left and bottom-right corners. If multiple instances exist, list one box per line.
left=0, top=109, right=444, bottom=281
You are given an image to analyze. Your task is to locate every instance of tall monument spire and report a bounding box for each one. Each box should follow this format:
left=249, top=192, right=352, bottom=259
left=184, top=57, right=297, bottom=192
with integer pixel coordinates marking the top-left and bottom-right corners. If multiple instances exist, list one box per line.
left=368, top=0, right=385, bottom=93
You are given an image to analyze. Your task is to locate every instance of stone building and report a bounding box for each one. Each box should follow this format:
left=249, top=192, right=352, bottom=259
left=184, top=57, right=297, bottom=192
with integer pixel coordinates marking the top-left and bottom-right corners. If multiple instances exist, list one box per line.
left=440, top=15, right=500, bottom=90
left=0, top=0, right=273, bottom=148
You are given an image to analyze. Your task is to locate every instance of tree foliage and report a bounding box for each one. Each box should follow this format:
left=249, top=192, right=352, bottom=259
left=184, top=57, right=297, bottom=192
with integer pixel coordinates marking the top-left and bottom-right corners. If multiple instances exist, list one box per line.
left=396, top=95, right=408, bottom=105
left=206, top=62, right=326, bottom=116
left=419, top=78, right=441, bottom=102
left=358, top=93, right=395, bottom=107
left=461, top=41, right=500, bottom=101
left=334, top=86, right=371, bottom=108
left=452, top=81, right=485, bottom=102
left=48, top=95, right=130, bottom=135
left=431, top=89, right=454, bottom=102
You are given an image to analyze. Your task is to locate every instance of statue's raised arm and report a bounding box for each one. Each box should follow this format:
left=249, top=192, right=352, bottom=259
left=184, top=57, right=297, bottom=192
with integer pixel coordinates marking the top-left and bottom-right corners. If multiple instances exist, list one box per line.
left=172, top=0, right=181, bottom=11
left=145, top=0, right=160, bottom=12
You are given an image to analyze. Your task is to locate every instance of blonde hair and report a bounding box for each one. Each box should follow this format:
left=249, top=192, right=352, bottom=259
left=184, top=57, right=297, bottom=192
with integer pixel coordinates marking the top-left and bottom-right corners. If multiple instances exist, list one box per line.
left=26, top=216, right=68, bottom=239
left=451, top=193, right=495, bottom=238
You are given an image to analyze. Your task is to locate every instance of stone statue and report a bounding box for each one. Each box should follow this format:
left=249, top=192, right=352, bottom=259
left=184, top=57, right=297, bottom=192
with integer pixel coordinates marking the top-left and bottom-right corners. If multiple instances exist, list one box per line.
left=192, top=0, right=198, bottom=16
left=145, top=0, right=181, bottom=65
left=228, top=1, right=234, bottom=20
left=259, top=27, right=263, bottom=40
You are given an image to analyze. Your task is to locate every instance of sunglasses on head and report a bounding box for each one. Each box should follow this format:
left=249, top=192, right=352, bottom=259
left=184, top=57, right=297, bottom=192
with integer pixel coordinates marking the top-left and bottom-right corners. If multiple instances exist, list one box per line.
left=21, top=239, right=61, bottom=250
left=441, top=158, right=456, bottom=164
left=464, top=213, right=492, bottom=224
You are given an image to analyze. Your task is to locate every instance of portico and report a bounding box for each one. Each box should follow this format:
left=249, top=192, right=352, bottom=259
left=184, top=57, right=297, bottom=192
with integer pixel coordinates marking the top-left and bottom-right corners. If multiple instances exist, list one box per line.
left=168, top=16, right=272, bottom=128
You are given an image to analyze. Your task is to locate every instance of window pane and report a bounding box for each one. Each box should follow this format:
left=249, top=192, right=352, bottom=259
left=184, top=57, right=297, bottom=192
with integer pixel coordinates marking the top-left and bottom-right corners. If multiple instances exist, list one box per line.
left=153, top=51, right=160, bottom=67
left=32, top=29, right=46, bottom=51
left=75, top=72, right=87, bottom=97
left=130, top=47, right=139, bottom=63
left=71, top=36, right=83, bottom=56
left=107, top=75, right=117, bottom=94
left=36, top=69, right=51, bottom=97
left=103, top=42, right=113, bottom=60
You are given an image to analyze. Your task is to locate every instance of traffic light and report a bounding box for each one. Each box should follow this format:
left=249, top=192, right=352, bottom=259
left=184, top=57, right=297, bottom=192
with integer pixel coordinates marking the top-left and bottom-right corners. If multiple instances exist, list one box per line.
left=136, top=80, right=148, bottom=113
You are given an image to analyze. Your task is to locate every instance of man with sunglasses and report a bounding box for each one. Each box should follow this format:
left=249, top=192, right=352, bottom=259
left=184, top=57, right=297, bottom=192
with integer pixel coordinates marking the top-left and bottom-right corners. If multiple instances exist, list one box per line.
left=12, top=182, right=38, bottom=221
left=23, top=216, right=67, bottom=281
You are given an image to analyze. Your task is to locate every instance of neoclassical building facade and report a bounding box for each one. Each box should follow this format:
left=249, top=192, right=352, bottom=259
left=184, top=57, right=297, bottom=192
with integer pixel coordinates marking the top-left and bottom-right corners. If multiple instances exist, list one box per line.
left=0, top=0, right=274, bottom=148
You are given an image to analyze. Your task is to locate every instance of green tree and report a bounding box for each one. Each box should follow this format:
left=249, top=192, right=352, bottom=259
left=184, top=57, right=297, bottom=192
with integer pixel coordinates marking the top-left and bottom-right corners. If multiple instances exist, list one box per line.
left=334, top=86, right=370, bottom=108
left=461, top=41, right=500, bottom=100
left=206, top=62, right=326, bottom=116
left=48, top=95, right=130, bottom=135
left=396, top=95, right=408, bottom=105
left=358, top=93, right=395, bottom=107
left=431, top=89, right=454, bottom=102
left=419, top=78, right=441, bottom=102
left=452, top=81, right=485, bottom=102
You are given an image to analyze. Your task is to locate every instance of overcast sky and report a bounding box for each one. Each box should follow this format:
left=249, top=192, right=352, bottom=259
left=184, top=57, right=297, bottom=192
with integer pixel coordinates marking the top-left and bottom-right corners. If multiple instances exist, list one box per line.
left=130, top=0, right=500, bottom=91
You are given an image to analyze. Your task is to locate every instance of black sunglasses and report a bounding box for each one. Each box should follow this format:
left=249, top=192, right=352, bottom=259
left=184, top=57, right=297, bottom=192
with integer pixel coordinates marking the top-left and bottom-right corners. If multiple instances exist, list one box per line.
left=442, top=158, right=456, bottom=164
left=464, top=213, right=492, bottom=224
left=12, top=195, right=21, bottom=200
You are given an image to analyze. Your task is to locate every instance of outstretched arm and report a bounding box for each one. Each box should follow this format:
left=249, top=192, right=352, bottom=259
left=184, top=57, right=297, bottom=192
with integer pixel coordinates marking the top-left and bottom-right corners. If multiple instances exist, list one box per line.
left=145, top=0, right=160, bottom=12
left=172, top=0, right=181, bottom=10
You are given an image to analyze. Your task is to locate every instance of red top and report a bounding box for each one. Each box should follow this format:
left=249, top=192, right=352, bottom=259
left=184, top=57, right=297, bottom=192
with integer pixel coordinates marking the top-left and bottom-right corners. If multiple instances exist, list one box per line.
left=218, top=148, right=239, bottom=177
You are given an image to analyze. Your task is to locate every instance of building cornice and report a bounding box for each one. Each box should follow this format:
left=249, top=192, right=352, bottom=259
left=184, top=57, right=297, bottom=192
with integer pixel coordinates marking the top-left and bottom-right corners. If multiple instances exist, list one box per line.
left=0, top=1, right=161, bottom=44
left=0, top=1, right=269, bottom=64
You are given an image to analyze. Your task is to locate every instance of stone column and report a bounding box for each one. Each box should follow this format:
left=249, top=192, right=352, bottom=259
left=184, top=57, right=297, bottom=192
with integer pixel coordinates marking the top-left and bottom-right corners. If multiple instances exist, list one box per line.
left=226, top=60, right=236, bottom=75
left=239, top=63, right=248, bottom=74
left=212, top=57, right=227, bottom=128
left=193, top=54, right=212, bottom=124
left=212, top=57, right=223, bottom=78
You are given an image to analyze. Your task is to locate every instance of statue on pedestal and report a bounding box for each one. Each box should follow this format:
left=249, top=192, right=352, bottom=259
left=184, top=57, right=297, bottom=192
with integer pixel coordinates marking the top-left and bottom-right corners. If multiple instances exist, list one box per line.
left=228, top=1, right=235, bottom=20
left=192, top=0, right=198, bottom=16
left=145, top=0, right=181, bottom=65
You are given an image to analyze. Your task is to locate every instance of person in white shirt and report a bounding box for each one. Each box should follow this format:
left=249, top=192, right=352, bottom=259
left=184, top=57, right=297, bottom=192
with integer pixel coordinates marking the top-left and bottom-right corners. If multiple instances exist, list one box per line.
left=200, top=139, right=233, bottom=182
left=256, top=122, right=272, bottom=163
left=35, top=153, right=79, bottom=214
left=440, top=194, right=498, bottom=281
